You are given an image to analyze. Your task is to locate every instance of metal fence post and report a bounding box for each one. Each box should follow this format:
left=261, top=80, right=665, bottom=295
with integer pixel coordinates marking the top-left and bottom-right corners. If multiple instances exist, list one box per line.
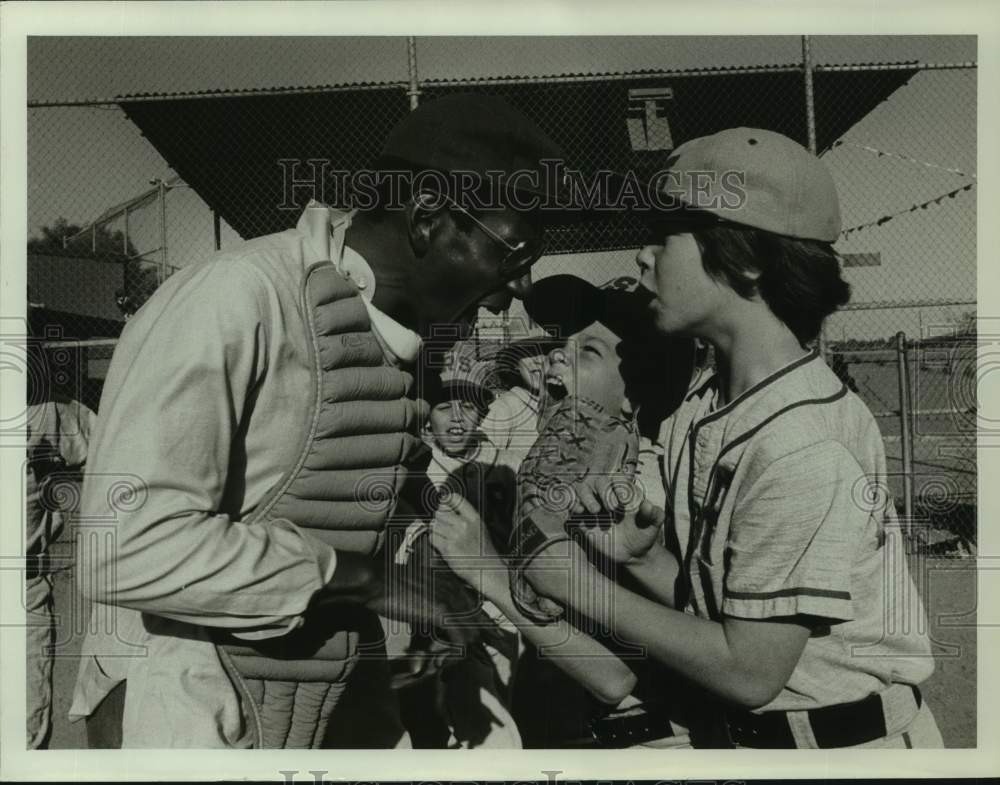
left=802, top=35, right=818, bottom=155
left=157, top=178, right=168, bottom=285
left=407, top=37, right=420, bottom=110
left=896, top=331, right=915, bottom=536
left=802, top=35, right=828, bottom=360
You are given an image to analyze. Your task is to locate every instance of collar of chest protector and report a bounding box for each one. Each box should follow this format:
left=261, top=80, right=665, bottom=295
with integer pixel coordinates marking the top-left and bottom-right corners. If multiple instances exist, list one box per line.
left=298, top=200, right=422, bottom=366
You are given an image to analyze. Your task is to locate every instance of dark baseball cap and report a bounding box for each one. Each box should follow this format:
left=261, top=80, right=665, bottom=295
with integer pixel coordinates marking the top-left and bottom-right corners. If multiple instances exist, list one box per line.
left=378, top=93, right=565, bottom=204
left=439, top=379, right=496, bottom=412
left=422, top=358, right=498, bottom=412
left=523, top=274, right=695, bottom=436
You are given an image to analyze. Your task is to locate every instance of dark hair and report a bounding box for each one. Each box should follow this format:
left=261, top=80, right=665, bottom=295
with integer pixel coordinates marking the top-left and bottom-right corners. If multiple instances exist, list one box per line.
left=689, top=223, right=850, bottom=345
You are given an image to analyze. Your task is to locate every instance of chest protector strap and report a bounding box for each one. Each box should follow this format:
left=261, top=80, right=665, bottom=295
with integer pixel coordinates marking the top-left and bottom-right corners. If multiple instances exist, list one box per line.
left=216, top=262, right=425, bottom=748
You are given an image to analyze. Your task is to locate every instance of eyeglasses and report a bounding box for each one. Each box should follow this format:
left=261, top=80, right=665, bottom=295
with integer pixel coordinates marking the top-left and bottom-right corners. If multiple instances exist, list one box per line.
left=435, top=192, right=542, bottom=280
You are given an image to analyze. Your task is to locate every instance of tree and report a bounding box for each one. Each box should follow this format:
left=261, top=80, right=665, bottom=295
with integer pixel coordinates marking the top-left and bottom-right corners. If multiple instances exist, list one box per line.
left=28, top=217, right=159, bottom=318
left=28, top=216, right=135, bottom=258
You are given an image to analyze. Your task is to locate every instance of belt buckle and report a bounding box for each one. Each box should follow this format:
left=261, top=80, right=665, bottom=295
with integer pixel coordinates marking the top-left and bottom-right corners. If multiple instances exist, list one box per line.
left=588, top=717, right=618, bottom=748
left=725, top=713, right=763, bottom=748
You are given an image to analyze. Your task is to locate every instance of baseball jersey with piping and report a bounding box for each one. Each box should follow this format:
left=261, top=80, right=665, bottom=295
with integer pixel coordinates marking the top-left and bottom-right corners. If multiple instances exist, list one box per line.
left=659, top=349, right=934, bottom=712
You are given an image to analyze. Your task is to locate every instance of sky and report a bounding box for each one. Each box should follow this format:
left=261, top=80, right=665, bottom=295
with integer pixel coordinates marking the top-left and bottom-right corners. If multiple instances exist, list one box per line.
left=25, top=35, right=978, bottom=340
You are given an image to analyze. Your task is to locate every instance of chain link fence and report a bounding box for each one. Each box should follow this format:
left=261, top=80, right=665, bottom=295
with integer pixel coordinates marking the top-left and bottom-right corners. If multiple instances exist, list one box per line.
left=820, top=64, right=977, bottom=555
left=26, top=37, right=977, bottom=550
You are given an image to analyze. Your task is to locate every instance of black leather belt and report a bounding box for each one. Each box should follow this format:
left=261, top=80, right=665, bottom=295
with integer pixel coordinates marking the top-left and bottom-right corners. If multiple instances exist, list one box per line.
left=25, top=553, right=54, bottom=580
left=562, top=702, right=675, bottom=748
left=725, top=685, right=922, bottom=749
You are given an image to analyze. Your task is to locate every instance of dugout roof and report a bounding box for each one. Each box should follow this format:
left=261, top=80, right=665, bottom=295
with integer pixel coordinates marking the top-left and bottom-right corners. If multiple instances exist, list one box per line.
left=118, top=63, right=919, bottom=254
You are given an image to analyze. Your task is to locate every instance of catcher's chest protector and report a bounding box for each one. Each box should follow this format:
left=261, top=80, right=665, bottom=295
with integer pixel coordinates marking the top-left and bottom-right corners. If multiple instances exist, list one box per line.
left=216, top=263, right=426, bottom=748
left=509, top=396, right=640, bottom=623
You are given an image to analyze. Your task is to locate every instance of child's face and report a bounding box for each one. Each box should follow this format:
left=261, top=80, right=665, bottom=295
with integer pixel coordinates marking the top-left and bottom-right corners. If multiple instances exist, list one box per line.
left=636, top=232, right=730, bottom=337
left=517, top=354, right=545, bottom=394
left=428, top=399, right=486, bottom=457
left=543, top=320, right=629, bottom=414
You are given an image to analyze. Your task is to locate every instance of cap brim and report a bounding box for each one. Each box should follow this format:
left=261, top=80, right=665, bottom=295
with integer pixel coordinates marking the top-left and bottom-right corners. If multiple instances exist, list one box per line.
left=631, top=188, right=724, bottom=229
left=524, top=275, right=601, bottom=336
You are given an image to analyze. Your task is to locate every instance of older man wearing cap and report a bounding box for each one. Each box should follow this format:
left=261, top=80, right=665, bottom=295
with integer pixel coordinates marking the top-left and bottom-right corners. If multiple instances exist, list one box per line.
left=69, top=94, right=563, bottom=748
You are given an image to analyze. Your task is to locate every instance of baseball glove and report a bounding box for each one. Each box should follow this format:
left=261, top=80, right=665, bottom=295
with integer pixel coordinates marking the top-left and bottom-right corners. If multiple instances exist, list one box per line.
left=378, top=450, right=508, bottom=689
left=506, top=395, right=640, bottom=623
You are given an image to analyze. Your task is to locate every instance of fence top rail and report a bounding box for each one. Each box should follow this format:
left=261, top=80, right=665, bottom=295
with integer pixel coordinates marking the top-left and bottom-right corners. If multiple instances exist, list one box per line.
left=28, top=80, right=411, bottom=108
left=26, top=59, right=976, bottom=108
left=813, top=61, right=976, bottom=72
left=61, top=178, right=185, bottom=247
left=41, top=338, right=120, bottom=349
left=418, top=64, right=809, bottom=87
left=839, top=299, right=976, bottom=312
left=830, top=340, right=974, bottom=356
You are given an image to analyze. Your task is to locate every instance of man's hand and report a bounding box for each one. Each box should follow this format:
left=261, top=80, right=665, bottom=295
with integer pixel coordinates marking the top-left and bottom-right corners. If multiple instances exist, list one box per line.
left=576, top=499, right=666, bottom=565
left=313, top=551, right=384, bottom=607
left=431, top=494, right=508, bottom=600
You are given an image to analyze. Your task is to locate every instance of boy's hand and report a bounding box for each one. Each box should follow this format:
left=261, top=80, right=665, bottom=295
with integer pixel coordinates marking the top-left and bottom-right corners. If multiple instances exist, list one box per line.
left=577, top=499, right=666, bottom=565
left=570, top=471, right=638, bottom=516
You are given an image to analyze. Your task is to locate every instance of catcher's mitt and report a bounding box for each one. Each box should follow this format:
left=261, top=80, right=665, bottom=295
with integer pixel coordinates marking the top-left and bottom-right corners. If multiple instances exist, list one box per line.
left=507, top=395, right=640, bottom=623
left=377, top=450, right=508, bottom=689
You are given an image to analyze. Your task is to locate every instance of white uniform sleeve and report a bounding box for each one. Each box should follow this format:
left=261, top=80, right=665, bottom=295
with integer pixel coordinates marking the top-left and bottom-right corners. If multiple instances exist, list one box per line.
left=722, top=440, right=866, bottom=622
left=78, top=260, right=337, bottom=637
left=636, top=435, right=666, bottom=511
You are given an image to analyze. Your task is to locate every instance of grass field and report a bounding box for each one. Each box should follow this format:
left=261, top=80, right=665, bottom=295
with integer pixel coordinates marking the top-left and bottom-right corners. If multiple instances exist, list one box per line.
left=918, top=556, right=978, bottom=747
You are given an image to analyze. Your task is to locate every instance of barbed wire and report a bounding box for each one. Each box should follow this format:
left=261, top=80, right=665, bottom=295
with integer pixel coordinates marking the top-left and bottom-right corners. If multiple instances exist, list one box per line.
left=832, top=138, right=976, bottom=180
left=839, top=182, right=975, bottom=238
